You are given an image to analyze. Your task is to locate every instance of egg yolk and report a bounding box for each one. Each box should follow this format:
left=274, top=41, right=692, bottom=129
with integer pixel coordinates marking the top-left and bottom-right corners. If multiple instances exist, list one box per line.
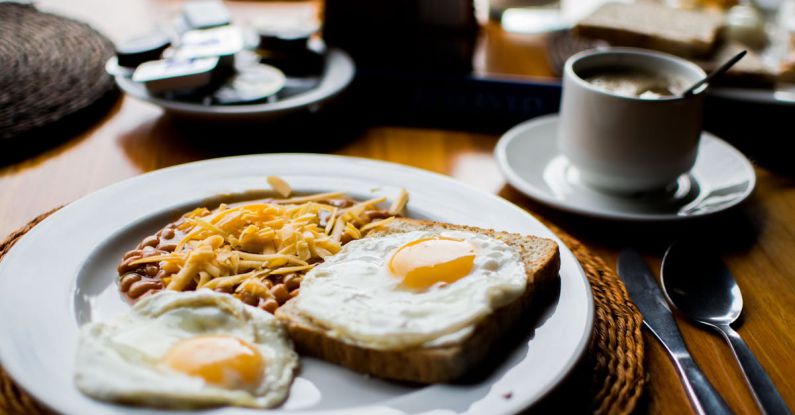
left=163, top=335, right=264, bottom=390
left=388, top=237, right=476, bottom=290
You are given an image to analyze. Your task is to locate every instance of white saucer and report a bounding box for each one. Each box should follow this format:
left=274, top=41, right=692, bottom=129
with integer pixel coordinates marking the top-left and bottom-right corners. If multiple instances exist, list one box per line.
left=495, top=114, right=756, bottom=222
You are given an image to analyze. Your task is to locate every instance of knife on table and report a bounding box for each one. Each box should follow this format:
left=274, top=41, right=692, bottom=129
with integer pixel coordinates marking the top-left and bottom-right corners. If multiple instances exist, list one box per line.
left=617, top=249, right=733, bottom=415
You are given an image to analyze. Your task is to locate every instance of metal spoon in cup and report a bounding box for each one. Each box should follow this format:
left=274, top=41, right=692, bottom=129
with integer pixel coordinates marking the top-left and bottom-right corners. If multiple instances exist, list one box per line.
left=661, top=242, right=792, bottom=415
left=682, top=50, right=747, bottom=97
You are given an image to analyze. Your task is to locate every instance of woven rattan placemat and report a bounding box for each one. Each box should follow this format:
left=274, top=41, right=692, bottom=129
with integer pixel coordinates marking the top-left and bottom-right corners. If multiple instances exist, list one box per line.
left=0, top=3, right=116, bottom=141
left=0, top=208, right=645, bottom=415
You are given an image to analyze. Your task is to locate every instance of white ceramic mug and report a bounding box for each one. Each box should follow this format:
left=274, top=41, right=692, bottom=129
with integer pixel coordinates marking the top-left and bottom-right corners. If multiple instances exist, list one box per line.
left=559, top=48, right=707, bottom=193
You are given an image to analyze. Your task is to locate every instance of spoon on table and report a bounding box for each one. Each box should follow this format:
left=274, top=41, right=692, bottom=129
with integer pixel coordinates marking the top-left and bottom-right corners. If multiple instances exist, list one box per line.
left=661, top=242, right=792, bottom=415
left=682, top=50, right=747, bottom=97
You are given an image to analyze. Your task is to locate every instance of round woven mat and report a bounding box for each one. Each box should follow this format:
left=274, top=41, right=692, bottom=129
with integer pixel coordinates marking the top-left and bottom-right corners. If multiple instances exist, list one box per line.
left=0, top=209, right=645, bottom=415
left=0, top=3, right=116, bottom=141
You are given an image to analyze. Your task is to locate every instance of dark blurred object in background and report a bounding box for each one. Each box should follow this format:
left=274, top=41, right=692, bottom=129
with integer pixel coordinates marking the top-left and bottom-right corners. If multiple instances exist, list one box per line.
left=704, top=96, right=795, bottom=176
left=323, top=0, right=561, bottom=131
left=324, top=0, right=478, bottom=73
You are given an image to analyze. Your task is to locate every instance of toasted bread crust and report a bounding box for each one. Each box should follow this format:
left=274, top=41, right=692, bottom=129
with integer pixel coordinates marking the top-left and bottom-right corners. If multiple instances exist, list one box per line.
left=275, top=218, right=560, bottom=383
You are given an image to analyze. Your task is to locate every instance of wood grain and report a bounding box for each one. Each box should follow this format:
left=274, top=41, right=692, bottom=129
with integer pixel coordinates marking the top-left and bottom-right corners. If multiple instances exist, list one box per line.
left=0, top=1, right=793, bottom=414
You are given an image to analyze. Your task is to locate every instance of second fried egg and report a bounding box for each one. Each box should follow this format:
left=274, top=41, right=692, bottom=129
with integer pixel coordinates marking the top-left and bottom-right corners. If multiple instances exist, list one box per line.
left=75, top=290, right=298, bottom=408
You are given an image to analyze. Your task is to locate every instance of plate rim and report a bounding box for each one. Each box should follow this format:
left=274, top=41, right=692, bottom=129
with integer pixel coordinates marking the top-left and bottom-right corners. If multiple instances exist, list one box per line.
left=0, top=153, right=594, bottom=415
left=494, top=114, right=757, bottom=222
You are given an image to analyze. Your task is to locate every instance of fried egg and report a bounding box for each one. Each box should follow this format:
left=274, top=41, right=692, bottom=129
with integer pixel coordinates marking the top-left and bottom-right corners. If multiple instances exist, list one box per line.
left=75, top=290, right=298, bottom=408
left=291, top=230, right=527, bottom=350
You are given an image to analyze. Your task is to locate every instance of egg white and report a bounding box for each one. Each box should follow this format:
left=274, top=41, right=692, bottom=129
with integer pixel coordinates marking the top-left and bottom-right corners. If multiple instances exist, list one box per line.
left=75, top=290, right=298, bottom=408
left=291, top=230, right=527, bottom=350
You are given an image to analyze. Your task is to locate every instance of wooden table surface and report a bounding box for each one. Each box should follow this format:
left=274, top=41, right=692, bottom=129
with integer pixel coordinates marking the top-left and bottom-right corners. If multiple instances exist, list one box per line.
left=2, top=1, right=793, bottom=414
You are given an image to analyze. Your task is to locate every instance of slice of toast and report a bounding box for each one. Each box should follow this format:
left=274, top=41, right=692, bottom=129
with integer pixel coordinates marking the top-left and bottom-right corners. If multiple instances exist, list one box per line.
left=275, top=218, right=560, bottom=383
left=574, top=2, right=724, bottom=58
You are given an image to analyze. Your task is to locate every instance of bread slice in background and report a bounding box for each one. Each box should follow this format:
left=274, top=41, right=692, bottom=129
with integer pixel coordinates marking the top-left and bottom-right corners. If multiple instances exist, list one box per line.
left=574, top=2, right=724, bottom=58
left=573, top=3, right=778, bottom=87
left=276, top=218, right=560, bottom=383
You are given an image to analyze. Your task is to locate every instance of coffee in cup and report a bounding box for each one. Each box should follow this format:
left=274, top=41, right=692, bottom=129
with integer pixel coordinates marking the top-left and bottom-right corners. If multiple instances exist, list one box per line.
left=582, top=67, right=688, bottom=99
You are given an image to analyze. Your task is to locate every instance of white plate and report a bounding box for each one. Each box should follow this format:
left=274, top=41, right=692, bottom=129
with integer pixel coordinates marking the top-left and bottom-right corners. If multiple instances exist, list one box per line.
left=495, top=115, right=756, bottom=222
left=0, top=154, right=593, bottom=415
left=114, top=49, right=355, bottom=121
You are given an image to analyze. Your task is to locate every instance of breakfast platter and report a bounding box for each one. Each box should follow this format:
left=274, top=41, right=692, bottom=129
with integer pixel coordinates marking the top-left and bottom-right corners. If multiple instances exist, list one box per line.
left=0, top=154, right=593, bottom=414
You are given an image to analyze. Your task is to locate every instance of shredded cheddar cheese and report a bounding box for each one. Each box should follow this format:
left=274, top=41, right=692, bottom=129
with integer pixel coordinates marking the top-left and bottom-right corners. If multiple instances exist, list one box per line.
left=129, top=185, right=407, bottom=302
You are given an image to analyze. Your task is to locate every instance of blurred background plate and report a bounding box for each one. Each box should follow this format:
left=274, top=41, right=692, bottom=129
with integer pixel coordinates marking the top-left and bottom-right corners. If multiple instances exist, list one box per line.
left=114, top=48, right=354, bottom=121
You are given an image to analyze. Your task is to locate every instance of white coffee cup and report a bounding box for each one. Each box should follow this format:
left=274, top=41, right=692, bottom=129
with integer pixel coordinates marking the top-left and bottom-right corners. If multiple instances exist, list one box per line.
left=559, top=48, right=707, bottom=193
